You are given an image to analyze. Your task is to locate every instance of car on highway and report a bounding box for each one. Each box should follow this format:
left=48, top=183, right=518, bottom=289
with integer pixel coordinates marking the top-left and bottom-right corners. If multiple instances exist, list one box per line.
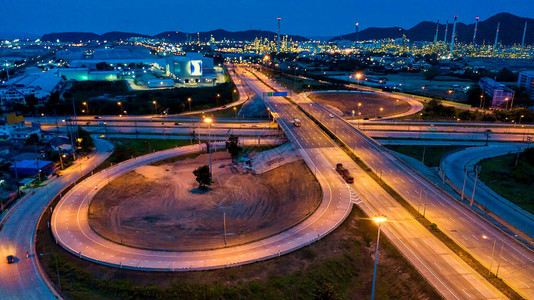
left=335, top=163, right=354, bottom=183
left=292, top=119, right=302, bottom=127
left=6, top=255, right=14, bottom=264
left=329, top=114, right=335, bottom=118
left=174, top=122, right=181, bottom=125
left=94, top=116, right=102, bottom=119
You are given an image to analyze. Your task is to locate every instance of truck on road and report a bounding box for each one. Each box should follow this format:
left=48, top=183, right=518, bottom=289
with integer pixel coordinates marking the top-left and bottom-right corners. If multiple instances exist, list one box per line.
left=335, top=163, right=354, bottom=183
left=292, top=118, right=302, bottom=127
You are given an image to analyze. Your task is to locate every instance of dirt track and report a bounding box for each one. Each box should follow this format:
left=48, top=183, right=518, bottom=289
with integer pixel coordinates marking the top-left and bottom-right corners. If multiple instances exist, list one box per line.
left=88, top=152, right=321, bottom=251
left=309, top=92, right=411, bottom=118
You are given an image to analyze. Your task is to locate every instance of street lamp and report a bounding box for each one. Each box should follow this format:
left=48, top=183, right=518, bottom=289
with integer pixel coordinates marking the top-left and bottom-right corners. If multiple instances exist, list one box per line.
left=187, top=97, right=192, bottom=111
left=152, top=100, right=157, bottom=114
left=371, top=215, right=387, bottom=300
left=203, top=117, right=213, bottom=174
left=355, top=73, right=362, bottom=85
left=233, top=107, right=237, bottom=120
left=82, top=101, right=88, bottom=115
left=358, top=102, right=362, bottom=117
left=117, top=101, right=122, bottom=115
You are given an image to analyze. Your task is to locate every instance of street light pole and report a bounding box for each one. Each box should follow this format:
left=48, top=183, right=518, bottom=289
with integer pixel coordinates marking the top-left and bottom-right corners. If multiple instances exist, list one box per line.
left=204, top=117, right=213, bottom=174
left=461, top=167, right=468, bottom=201
left=371, top=215, right=387, bottom=300
left=470, top=165, right=481, bottom=206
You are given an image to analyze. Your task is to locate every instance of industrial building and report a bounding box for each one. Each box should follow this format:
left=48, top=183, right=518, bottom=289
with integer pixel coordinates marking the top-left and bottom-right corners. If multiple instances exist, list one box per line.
left=0, top=113, right=42, bottom=141
left=165, top=53, right=219, bottom=84
left=479, top=77, right=514, bottom=108
left=9, top=160, right=55, bottom=176
left=0, top=72, right=65, bottom=110
left=517, top=71, right=534, bottom=100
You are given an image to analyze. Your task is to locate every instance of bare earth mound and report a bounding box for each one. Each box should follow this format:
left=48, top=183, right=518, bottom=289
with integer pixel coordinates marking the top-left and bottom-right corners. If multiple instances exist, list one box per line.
left=88, top=152, right=321, bottom=251
left=309, top=92, right=411, bottom=118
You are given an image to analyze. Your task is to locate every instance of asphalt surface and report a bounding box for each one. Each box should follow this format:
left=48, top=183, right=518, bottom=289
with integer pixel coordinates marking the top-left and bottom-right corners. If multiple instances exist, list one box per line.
left=441, top=144, right=534, bottom=238
left=257, top=70, right=534, bottom=298
left=0, top=138, right=113, bottom=300
left=49, top=65, right=504, bottom=299
left=303, top=90, right=424, bottom=120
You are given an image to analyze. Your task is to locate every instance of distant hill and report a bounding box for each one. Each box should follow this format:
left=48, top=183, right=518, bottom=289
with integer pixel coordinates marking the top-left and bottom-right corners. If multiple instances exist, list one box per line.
left=155, top=29, right=309, bottom=42
left=41, top=29, right=309, bottom=43
left=331, top=13, right=533, bottom=45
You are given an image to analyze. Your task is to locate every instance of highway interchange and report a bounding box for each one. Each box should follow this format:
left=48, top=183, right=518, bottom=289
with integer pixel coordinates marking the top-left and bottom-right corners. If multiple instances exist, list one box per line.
left=0, top=63, right=532, bottom=299
left=47, top=65, right=507, bottom=299
left=253, top=67, right=534, bottom=298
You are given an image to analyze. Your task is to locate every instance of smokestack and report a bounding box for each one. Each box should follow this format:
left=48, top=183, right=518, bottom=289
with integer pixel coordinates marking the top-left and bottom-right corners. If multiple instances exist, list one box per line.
left=277, top=17, right=281, bottom=53
left=450, top=16, right=458, bottom=57
left=522, top=21, right=528, bottom=48
left=473, top=16, right=479, bottom=45
left=494, top=21, right=500, bottom=49
left=444, top=20, right=449, bottom=44
left=434, top=20, right=439, bottom=45
left=355, top=22, right=359, bottom=41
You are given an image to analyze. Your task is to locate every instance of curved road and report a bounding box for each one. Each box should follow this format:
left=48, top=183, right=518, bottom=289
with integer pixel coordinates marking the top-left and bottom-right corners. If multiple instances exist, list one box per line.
left=52, top=139, right=353, bottom=271
left=441, top=144, right=534, bottom=238
left=50, top=65, right=505, bottom=299
left=0, top=138, right=114, bottom=299
left=302, top=90, right=424, bottom=120
left=252, top=67, right=534, bottom=298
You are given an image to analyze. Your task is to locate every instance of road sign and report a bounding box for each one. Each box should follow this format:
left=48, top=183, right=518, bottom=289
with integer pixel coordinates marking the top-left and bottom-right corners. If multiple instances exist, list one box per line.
left=265, top=92, right=287, bottom=97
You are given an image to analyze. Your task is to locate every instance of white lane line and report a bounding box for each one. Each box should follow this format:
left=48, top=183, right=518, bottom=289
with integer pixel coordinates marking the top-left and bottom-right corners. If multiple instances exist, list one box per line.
left=462, top=289, right=472, bottom=298
left=520, top=280, right=530, bottom=288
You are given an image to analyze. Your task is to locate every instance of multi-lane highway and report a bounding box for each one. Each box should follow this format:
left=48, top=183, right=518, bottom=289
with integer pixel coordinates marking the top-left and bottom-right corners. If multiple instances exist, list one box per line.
left=48, top=65, right=504, bottom=299
left=251, top=67, right=534, bottom=298
left=0, top=138, right=113, bottom=299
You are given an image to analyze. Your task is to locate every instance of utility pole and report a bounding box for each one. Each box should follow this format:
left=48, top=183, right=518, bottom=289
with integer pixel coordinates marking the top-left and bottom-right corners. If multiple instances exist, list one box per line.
left=495, top=243, right=504, bottom=277
left=460, top=167, right=468, bottom=200
left=470, top=165, right=481, bottom=206
left=223, top=212, right=227, bottom=245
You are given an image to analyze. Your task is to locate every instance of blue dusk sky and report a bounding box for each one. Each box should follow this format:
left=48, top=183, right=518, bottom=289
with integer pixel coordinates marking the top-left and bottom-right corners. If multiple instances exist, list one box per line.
left=1, top=0, right=533, bottom=37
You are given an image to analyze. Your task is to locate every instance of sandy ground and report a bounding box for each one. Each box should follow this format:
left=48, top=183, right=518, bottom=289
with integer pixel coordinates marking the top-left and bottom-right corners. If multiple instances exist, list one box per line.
left=88, top=152, right=321, bottom=251
left=309, top=92, right=411, bottom=118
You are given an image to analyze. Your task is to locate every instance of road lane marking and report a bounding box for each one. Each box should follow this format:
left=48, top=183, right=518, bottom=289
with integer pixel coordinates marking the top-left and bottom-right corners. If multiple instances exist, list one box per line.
left=462, top=289, right=472, bottom=298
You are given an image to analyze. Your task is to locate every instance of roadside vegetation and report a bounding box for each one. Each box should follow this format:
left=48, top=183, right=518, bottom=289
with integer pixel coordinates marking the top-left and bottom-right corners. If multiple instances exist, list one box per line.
left=36, top=205, right=441, bottom=299
left=406, top=99, right=534, bottom=123
left=478, top=148, right=534, bottom=214
left=35, top=81, right=238, bottom=116
left=385, top=145, right=466, bottom=167
left=35, top=134, right=440, bottom=299
left=91, top=138, right=192, bottom=174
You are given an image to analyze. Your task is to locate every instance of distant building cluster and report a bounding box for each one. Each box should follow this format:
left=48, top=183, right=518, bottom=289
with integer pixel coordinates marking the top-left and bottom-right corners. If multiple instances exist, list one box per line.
left=518, top=71, right=534, bottom=101
left=0, top=72, right=64, bottom=110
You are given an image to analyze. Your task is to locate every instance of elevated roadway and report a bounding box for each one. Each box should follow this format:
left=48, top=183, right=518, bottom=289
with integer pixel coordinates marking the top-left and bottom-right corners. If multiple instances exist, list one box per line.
left=251, top=69, right=534, bottom=298
left=50, top=65, right=504, bottom=299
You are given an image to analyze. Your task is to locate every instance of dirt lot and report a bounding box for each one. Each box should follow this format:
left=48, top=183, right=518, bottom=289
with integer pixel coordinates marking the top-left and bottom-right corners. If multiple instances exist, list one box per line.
left=88, top=152, right=321, bottom=250
left=309, top=92, right=411, bottom=118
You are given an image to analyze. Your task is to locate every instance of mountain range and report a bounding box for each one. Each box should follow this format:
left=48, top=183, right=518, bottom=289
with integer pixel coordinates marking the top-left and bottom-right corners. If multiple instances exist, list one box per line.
left=39, top=13, right=532, bottom=46
left=41, top=29, right=309, bottom=43
left=331, top=13, right=533, bottom=45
